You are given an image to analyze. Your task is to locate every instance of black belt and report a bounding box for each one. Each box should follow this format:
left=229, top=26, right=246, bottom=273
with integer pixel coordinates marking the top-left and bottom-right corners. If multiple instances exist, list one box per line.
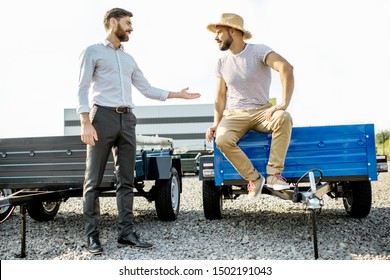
left=95, top=104, right=132, bottom=114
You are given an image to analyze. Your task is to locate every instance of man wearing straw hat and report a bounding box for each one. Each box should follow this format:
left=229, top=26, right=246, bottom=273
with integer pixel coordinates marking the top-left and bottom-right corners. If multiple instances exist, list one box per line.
left=205, top=13, right=294, bottom=203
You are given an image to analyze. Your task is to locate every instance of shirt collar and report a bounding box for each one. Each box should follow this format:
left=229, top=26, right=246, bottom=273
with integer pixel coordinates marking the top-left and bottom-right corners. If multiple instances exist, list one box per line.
left=103, top=39, right=125, bottom=51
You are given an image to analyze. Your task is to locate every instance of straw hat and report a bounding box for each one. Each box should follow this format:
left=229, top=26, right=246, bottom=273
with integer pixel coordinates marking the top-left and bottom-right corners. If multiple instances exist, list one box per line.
left=207, top=13, right=252, bottom=40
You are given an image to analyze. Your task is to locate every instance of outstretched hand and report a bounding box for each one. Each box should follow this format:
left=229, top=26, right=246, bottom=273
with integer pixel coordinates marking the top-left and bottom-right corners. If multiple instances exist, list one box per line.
left=170, top=87, right=201, bottom=99
left=180, top=87, right=201, bottom=99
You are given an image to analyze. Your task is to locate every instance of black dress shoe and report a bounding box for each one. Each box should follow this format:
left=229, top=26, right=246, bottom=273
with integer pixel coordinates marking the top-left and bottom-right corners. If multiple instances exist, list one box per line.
left=87, top=234, right=103, bottom=255
left=117, top=232, right=153, bottom=248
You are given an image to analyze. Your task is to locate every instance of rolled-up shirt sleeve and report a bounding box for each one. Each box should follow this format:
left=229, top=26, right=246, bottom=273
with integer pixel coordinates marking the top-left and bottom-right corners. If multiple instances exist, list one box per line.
left=77, top=48, right=94, bottom=114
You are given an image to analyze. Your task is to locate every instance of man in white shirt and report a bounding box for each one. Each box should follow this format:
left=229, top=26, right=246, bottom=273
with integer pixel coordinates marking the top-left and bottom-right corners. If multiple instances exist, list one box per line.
left=206, top=13, right=294, bottom=203
left=78, top=8, right=200, bottom=255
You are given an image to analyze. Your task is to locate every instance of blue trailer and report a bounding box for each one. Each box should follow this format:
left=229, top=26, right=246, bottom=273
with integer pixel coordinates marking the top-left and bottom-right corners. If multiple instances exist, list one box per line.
left=199, top=123, right=388, bottom=258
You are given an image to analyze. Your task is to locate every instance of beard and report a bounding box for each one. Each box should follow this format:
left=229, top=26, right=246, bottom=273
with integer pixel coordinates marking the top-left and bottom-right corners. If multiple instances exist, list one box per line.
left=219, top=35, right=233, bottom=51
left=115, top=24, right=129, bottom=42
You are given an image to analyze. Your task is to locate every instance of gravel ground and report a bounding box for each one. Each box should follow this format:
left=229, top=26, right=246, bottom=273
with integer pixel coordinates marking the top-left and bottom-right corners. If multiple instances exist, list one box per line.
left=1, top=170, right=389, bottom=260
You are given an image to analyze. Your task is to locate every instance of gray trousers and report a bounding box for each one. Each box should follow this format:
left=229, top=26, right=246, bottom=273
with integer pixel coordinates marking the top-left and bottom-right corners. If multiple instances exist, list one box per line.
left=83, top=106, right=137, bottom=238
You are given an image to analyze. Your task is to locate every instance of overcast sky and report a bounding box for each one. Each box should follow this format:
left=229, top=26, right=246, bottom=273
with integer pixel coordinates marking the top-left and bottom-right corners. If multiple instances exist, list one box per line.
left=1, top=0, right=389, bottom=138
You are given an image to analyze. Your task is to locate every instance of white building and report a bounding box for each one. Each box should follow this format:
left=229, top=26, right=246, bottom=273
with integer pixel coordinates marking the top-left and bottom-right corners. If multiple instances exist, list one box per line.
left=64, top=104, right=214, bottom=151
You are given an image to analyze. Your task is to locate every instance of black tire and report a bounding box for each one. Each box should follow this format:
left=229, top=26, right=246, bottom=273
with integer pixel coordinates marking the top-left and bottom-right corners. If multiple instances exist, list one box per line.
left=343, top=180, right=372, bottom=218
left=155, top=167, right=180, bottom=221
left=27, top=200, right=61, bottom=221
left=202, top=180, right=222, bottom=220
left=0, top=188, right=15, bottom=222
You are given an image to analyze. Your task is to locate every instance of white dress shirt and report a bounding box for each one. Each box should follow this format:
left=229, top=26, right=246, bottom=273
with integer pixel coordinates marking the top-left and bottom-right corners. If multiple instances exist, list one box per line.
left=77, top=40, right=169, bottom=114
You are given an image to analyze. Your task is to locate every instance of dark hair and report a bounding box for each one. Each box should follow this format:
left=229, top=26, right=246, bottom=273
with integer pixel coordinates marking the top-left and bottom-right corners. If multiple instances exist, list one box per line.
left=103, top=8, right=133, bottom=30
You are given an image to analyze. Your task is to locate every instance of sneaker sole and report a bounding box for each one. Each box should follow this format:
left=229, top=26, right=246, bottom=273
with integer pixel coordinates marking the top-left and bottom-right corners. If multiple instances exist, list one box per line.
left=269, top=184, right=290, bottom=191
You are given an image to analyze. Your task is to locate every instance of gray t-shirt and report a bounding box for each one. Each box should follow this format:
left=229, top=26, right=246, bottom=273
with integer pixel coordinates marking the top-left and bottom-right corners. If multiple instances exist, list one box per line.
left=216, top=43, right=273, bottom=110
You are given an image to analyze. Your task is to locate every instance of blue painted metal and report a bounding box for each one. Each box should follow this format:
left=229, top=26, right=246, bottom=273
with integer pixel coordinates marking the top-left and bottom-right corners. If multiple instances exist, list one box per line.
left=214, top=124, right=377, bottom=186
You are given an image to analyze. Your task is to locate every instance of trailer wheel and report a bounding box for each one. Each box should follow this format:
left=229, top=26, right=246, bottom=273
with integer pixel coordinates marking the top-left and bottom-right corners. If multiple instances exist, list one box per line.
left=343, top=180, right=372, bottom=218
left=155, top=167, right=180, bottom=221
left=202, top=180, right=222, bottom=220
left=27, top=200, right=61, bottom=221
left=0, top=188, right=15, bottom=223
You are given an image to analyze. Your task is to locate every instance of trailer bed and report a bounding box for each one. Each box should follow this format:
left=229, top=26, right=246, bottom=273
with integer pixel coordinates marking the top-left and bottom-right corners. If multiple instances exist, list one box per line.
left=213, top=123, right=377, bottom=185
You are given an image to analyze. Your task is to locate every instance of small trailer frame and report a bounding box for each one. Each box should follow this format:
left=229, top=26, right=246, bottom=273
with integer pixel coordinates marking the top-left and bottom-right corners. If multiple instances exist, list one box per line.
left=0, top=134, right=182, bottom=257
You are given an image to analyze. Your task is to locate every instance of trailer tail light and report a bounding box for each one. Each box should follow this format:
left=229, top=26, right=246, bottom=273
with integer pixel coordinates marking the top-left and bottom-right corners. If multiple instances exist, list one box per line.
left=377, top=155, right=388, bottom=173
left=202, top=162, right=214, bottom=178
